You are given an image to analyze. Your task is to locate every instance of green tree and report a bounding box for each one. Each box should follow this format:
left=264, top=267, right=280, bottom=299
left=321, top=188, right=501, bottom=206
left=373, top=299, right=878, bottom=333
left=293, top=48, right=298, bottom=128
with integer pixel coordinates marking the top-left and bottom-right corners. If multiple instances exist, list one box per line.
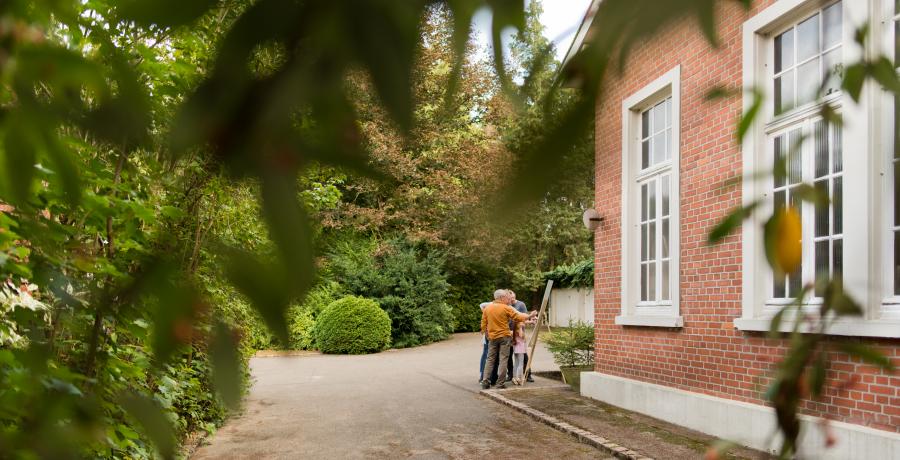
left=1, top=1, right=896, bottom=458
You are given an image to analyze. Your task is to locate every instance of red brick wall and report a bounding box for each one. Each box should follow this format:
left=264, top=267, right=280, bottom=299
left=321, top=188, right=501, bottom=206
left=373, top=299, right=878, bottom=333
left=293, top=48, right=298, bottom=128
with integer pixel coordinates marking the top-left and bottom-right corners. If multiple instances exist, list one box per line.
left=592, top=1, right=900, bottom=432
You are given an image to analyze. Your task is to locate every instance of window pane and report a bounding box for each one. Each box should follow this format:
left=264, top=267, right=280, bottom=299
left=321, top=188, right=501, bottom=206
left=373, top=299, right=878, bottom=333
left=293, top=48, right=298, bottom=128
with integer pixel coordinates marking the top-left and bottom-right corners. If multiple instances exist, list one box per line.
left=641, top=183, right=648, bottom=221
left=666, top=128, right=675, bottom=160
left=774, top=135, right=785, bottom=188
left=661, top=175, right=670, bottom=216
left=648, top=263, right=656, bottom=300
left=665, top=97, right=672, bottom=127
left=797, top=57, right=820, bottom=106
left=895, top=231, right=900, bottom=295
left=790, top=190, right=801, bottom=213
left=815, top=240, right=829, bottom=296
left=833, top=238, right=842, bottom=277
left=775, top=71, right=794, bottom=114
left=649, top=221, right=656, bottom=260
left=814, top=180, right=829, bottom=237
left=662, top=218, right=669, bottom=258
left=652, top=132, right=666, bottom=165
left=894, top=158, right=900, bottom=227
left=787, top=192, right=803, bottom=298
left=661, top=261, right=670, bottom=301
left=775, top=29, right=794, bottom=73
left=774, top=190, right=785, bottom=213
left=789, top=266, right=802, bottom=297
left=774, top=274, right=786, bottom=298
left=833, top=176, right=842, bottom=235
left=789, top=129, right=802, bottom=184
left=797, top=13, right=820, bottom=61
left=822, top=48, right=841, bottom=96
left=641, top=224, right=648, bottom=261
left=641, top=264, right=648, bottom=301
left=653, top=101, right=666, bottom=133
left=896, top=19, right=900, bottom=70
left=649, top=180, right=656, bottom=219
left=642, top=110, right=650, bottom=139
left=896, top=94, right=900, bottom=160
left=832, top=121, right=842, bottom=172
left=814, top=121, right=828, bottom=178
left=642, top=140, right=650, bottom=169
left=822, top=2, right=842, bottom=49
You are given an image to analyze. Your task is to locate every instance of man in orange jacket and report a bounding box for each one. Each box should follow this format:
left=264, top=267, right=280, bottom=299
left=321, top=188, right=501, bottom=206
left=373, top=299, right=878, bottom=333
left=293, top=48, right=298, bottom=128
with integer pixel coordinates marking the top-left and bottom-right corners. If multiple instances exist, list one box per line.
left=481, top=289, right=537, bottom=389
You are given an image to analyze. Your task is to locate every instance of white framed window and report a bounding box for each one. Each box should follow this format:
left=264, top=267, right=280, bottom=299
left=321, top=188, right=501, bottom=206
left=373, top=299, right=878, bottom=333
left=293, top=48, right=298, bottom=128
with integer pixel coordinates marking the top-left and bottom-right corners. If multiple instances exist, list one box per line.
left=618, top=66, right=683, bottom=328
left=739, top=0, right=900, bottom=337
left=772, top=1, right=844, bottom=114
left=765, top=118, right=843, bottom=311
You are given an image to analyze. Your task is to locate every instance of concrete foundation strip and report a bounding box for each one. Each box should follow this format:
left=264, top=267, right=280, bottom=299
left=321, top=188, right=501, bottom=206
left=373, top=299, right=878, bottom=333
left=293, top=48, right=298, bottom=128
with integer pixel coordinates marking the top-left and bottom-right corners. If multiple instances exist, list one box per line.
left=480, top=389, right=654, bottom=460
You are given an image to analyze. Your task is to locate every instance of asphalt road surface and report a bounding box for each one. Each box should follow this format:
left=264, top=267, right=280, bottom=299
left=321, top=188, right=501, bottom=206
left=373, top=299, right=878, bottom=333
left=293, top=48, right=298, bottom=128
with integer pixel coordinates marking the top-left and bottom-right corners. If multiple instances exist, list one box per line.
left=192, top=332, right=602, bottom=459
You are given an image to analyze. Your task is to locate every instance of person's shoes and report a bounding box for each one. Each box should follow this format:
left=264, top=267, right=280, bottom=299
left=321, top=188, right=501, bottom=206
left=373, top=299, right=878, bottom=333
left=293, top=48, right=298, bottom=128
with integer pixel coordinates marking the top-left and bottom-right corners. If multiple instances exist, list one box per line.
left=495, top=382, right=506, bottom=390
left=526, top=376, right=535, bottom=383
left=505, top=376, right=513, bottom=382
left=481, top=380, right=491, bottom=390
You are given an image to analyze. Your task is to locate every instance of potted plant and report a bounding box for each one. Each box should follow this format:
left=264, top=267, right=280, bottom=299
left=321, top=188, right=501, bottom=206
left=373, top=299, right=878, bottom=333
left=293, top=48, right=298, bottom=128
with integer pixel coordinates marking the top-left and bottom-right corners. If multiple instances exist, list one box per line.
left=542, top=320, right=594, bottom=389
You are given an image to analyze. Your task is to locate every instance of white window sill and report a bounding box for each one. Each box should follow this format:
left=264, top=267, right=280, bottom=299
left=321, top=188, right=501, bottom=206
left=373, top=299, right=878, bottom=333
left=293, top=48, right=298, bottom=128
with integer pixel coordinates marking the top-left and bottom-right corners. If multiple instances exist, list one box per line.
left=615, top=315, right=684, bottom=328
left=734, top=318, right=900, bottom=338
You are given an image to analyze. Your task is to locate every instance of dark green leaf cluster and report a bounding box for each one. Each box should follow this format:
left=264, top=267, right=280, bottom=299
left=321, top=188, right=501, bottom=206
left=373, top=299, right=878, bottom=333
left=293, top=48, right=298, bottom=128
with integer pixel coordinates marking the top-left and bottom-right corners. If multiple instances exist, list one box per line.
left=328, top=237, right=453, bottom=348
left=543, top=260, right=593, bottom=289
left=314, top=296, right=391, bottom=355
left=446, top=266, right=501, bottom=333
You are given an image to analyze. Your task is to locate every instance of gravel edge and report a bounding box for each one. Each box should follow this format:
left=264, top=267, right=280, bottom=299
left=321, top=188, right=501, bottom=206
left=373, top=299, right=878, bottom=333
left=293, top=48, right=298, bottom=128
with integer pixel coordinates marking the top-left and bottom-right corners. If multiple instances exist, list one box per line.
left=480, top=389, right=654, bottom=460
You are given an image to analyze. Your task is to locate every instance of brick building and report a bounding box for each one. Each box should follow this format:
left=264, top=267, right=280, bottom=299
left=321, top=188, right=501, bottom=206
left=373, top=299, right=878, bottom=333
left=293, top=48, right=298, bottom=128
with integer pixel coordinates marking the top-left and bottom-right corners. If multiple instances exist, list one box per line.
left=568, top=0, right=900, bottom=456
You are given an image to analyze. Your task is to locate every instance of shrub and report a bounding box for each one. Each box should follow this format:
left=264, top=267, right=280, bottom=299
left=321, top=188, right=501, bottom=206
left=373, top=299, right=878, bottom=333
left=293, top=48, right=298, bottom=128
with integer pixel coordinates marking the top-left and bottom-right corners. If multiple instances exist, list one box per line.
left=288, top=308, right=316, bottom=350
left=446, top=267, right=498, bottom=332
left=301, top=281, right=342, bottom=318
left=543, top=320, right=594, bottom=367
left=329, top=237, right=453, bottom=347
left=315, top=296, right=391, bottom=354
left=449, top=300, right=483, bottom=333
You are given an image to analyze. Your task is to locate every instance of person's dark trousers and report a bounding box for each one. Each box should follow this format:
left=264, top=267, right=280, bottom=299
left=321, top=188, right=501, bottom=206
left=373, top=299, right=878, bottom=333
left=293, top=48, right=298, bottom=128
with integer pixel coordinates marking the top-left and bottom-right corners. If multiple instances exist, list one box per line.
left=479, top=336, right=499, bottom=384
left=479, top=338, right=488, bottom=381
left=481, top=336, right=512, bottom=385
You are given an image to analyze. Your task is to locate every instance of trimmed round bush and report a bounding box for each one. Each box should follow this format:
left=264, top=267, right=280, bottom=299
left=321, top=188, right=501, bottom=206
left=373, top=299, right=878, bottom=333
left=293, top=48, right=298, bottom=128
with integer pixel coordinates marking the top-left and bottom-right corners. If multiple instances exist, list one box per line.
left=315, top=296, right=391, bottom=354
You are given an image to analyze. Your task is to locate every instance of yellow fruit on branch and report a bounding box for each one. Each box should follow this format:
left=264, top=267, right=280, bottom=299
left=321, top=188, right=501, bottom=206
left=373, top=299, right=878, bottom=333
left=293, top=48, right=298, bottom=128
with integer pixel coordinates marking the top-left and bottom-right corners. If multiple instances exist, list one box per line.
left=774, top=207, right=802, bottom=274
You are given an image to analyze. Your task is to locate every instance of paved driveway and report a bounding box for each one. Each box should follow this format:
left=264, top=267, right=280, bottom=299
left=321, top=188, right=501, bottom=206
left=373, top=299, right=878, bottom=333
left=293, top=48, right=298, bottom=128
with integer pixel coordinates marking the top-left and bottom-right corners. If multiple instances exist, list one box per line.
left=192, top=332, right=600, bottom=459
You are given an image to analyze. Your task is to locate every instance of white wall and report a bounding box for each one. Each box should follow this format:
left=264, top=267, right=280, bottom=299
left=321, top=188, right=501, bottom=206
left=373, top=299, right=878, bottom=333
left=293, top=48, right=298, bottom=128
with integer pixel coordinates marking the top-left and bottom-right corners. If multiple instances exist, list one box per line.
left=581, top=372, right=900, bottom=459
left=549, top=288, right=594, bottom=327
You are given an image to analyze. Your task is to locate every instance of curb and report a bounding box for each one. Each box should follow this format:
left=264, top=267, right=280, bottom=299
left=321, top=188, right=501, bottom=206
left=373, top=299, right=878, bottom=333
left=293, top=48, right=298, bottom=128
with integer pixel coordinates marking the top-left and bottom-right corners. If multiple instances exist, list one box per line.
left=480, top=389, right=654, bottom=460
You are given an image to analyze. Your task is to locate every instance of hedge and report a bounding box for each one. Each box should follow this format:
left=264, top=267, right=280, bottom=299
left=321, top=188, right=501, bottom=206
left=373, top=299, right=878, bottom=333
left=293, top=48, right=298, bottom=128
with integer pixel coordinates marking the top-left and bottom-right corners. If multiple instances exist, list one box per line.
left=542, top=259, right=593, bottom=288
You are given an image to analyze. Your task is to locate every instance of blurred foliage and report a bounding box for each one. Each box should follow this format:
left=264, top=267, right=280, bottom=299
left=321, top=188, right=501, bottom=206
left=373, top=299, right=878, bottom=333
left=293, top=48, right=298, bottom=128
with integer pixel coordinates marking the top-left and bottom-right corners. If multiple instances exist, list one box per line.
left=314, top=296, right=391, bottom=354
left=0, top=0, right=893, bottom=457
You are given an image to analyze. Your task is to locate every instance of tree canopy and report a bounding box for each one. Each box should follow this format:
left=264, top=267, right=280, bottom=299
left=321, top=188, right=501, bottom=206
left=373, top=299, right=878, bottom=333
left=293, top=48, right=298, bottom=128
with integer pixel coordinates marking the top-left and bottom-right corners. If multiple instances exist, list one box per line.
left=1, top=0, right=898, bottom=458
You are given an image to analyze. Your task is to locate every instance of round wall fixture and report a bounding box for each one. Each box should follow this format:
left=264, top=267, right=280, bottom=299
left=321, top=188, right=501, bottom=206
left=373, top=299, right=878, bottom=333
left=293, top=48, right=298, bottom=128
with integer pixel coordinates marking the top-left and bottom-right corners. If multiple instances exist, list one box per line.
left=582, top=208, right=603, bottom=231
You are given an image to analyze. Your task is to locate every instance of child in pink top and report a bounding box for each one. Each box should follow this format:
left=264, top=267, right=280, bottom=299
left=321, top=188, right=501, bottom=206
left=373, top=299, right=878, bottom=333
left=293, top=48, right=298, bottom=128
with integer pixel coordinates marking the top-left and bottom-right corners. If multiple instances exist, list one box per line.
left=512, top=322, right=527, bottom=385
